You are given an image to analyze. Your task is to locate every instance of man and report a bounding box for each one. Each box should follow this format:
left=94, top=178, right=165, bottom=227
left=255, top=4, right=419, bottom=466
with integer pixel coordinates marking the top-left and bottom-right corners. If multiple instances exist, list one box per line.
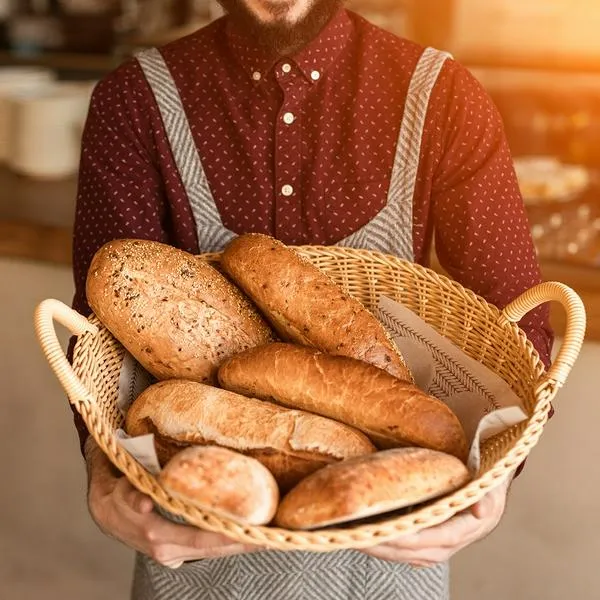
left=71, top=0, right=553, bottom=596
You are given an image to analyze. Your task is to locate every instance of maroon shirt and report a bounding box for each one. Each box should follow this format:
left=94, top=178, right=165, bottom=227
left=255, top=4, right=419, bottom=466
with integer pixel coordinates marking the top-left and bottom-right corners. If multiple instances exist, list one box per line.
left=71, top=9, right=553, bottom=450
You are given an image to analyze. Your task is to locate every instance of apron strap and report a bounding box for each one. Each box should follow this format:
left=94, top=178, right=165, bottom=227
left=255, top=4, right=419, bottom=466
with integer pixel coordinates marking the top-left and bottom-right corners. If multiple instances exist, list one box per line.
left=136, top=47, right=235, bottom=252
left=339, top=47, right=452, bottom=259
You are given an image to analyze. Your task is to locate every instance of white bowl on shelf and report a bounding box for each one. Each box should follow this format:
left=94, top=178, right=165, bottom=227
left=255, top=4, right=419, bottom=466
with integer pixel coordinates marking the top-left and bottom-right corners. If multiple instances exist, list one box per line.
left=6, top=81, right=95, bottom=180
left=0, top=66, right=57, bottom=165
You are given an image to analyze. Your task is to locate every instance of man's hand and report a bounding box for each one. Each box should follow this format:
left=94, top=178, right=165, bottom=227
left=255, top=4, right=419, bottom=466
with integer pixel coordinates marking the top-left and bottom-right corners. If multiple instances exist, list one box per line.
left=361, top=474, right=513, bottom=567
left=85, top=439, right=260, bottom=568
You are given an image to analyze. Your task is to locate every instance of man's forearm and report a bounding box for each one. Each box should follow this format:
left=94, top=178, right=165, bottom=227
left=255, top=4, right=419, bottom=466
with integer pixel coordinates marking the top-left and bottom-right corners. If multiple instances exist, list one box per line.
left=84, top=437, right=121, bottom=494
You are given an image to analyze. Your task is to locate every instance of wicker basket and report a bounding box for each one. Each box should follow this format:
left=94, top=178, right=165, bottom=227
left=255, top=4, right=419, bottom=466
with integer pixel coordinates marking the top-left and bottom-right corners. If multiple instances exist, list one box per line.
left=34, top=246, right=586, bottom=551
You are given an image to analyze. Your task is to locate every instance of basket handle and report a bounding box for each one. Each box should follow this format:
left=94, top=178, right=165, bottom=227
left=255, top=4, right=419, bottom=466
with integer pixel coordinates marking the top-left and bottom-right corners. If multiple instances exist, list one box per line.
left=34, top=299, right=99, bottom=404
left=500, top=281, right=586, bottom=389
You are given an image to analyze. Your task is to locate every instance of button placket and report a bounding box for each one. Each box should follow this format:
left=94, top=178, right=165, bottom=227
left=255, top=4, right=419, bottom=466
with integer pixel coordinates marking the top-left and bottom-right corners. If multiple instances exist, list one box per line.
left=274, top=62, right=304, bottom=239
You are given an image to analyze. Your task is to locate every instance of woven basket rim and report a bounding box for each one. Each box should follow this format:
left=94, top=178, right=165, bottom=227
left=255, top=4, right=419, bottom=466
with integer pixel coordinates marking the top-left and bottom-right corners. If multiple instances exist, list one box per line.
left=36, top=246, right=585, bottom=550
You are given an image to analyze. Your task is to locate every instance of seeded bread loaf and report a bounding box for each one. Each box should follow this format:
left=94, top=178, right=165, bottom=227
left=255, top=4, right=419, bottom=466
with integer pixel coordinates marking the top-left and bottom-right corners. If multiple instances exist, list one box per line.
left=86, top=239, right=274, bottom=384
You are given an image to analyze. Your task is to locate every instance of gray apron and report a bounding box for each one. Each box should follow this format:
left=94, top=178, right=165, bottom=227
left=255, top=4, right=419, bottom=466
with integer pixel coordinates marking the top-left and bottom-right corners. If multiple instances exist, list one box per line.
left=133, top=45, right=451, bottom=600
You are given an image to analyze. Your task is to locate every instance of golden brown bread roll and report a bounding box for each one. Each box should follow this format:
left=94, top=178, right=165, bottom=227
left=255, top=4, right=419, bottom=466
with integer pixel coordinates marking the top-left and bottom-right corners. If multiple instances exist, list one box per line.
left=86, top=239, right=274, bottom=384
left=126, top=379, right=376, bottom=491
left=218, top=343, right=468, bottom=460
left=274, top=448, right=471, bottom=530
left=220, top=233, right=413, bottom=382
left=159, top=446, right=279, bottom=526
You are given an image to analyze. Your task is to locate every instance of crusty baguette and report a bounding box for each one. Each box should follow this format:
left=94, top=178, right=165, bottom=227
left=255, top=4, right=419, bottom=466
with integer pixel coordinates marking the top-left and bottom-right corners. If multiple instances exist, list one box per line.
left=220, top=233, right=413, bottom=382
left=159, top=446, right=279, bottom=526
left=275, top=448, right=471, bottom=529
left=86, top=239, right=274, bottom=384
left=218, top=343, right=468, bottom=460
left=126, top=379, right=376, bottom=490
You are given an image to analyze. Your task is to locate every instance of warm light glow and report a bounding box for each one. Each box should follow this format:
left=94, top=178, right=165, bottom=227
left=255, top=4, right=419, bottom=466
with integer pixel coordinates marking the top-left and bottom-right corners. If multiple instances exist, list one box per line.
left=451, top=0, right=600, bottom=68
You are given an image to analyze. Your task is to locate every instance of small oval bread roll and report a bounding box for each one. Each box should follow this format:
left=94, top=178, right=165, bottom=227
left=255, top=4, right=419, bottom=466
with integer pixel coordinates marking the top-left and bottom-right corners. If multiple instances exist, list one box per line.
left=275, top=448, right=471, bottom=530
left=218, top=343, right=468, bottom=460
left=159, top=446, right=279, bottom=526
left=126, top=379, right=376, bottom=491
left=86, top=239, right=274, bottom=384
left=220, top=233, right=413, bottom=382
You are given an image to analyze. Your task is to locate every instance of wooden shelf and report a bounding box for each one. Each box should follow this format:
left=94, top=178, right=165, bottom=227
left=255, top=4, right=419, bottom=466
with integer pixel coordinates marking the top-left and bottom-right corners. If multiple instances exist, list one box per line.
left=0, top=50, right=121, bottom=74
left=0, top=220, right=72, bottom=265
left=0, top=168, right=76, bottom=228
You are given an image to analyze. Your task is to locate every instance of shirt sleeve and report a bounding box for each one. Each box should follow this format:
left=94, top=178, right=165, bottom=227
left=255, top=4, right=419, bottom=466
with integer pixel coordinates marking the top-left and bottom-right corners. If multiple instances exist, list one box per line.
left=430, top=62, right=554, bottom=368
left=70, top=62, right=170, bottom=456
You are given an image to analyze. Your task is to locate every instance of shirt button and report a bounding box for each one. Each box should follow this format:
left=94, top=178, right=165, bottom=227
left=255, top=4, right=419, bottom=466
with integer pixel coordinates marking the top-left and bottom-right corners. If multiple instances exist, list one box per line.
left=281, top=184, right=294, bottom=196
left=252, top=71, right=261, bottom=81
left=282, top=63, right=292, bottom=73
left=283, top=112, right=295, bottom=124
left=310, top=70, right=320, bottom=81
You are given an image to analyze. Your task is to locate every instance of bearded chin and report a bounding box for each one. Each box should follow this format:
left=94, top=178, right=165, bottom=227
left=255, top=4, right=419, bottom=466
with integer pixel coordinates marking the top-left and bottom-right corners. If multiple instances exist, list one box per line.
left=218, top=0, right=342, bottom=55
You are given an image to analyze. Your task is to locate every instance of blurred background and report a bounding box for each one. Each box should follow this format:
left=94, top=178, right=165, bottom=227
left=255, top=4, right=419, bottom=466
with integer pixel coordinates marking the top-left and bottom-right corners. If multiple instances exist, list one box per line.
left=1, top=0, right=600, bottom=598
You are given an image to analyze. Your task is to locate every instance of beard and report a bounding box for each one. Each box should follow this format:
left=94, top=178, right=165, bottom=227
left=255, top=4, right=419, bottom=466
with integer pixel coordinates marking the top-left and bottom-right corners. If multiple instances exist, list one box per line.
left=218, top=0, right=343, bottom=55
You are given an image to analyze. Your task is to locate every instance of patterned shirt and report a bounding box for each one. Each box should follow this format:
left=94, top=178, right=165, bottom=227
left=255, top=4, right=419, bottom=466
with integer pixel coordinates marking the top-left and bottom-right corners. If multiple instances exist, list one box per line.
left=71, top=8, right=553, bottom=450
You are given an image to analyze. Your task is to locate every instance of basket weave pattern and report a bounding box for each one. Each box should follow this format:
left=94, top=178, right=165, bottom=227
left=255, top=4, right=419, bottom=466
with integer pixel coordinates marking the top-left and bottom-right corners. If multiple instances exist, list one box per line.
left=36, top=247, right=585, bottom=551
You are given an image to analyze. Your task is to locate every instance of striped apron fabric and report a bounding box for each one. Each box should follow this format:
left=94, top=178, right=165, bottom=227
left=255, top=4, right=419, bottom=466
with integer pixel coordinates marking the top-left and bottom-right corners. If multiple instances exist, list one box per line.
left=133, top=45, right=452, bottom=600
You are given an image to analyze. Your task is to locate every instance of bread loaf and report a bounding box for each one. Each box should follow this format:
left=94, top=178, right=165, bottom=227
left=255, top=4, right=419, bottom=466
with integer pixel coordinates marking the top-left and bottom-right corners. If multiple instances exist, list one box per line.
left=86, top=239, right=274, bottom=384
left=218, top=343, right=468, bottom=460
left=126, top=379, right=376, bottom=490
left=159, top=446, right=279, bottom=526
left=220, top=233, right=413, bottom=382
left=274, top=448, right=471, bottom=529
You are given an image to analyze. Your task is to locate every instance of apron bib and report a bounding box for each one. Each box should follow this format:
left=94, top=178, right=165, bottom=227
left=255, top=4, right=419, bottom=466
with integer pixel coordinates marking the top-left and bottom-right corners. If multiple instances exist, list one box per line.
left=134, top=44, right=451, bottom=600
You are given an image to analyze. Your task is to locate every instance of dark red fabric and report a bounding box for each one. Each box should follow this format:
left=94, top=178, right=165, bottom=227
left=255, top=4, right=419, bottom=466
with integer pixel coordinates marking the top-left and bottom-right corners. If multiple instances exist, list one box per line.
left=70, top=9, right=553, bottom=453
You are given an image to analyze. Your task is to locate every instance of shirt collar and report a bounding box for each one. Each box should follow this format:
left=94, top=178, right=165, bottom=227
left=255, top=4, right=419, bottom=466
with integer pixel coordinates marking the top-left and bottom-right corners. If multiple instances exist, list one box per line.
left=292, top=8, right=352, bottom=84
left=226, top=8, right=353, bottom=86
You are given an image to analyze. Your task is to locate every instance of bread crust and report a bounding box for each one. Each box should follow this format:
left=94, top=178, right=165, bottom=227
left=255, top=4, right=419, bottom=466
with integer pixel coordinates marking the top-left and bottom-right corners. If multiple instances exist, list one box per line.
left=220, top=234, right=413, bottom=382
left=86, top=239, right=274, bottom=383
left=126, top=379, right=376, bottom=490
left=159, top=446, right=279, bottom=525
left=274, top=447, right=471, bottom=529
left=218, top=343, right=468, bottom=460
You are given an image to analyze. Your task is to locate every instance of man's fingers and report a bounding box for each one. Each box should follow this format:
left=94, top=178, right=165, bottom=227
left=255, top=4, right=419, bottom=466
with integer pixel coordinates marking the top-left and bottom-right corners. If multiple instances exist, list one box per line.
left=152, top=542, right=257, bottom=566
left=385, top=512, right=481, bottom=551
left=174, top=543, right=255, bottom=561
left=362, top=544, right=450, bottom=565
left=409, top=561, right=438, bottom=569
left=359, top=480, right=512, bottom=566
left=109, top=479, right=262, bottom=565
left=472, top=475, right=513, bottom=520
left=138, top=518, right=244, bottom=564
left=141, top=515, right=243, bottom=551
left=113, top=480, right=241, bottom=543
left=470, top=484, right=506, bottom=520
left=470, top=497, right=491, bottom=520
left=131, top=494, right=154, bottom=514
left=189, top=528, right=237, bottom=549
left=114, top=478, right=154, bottom=514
